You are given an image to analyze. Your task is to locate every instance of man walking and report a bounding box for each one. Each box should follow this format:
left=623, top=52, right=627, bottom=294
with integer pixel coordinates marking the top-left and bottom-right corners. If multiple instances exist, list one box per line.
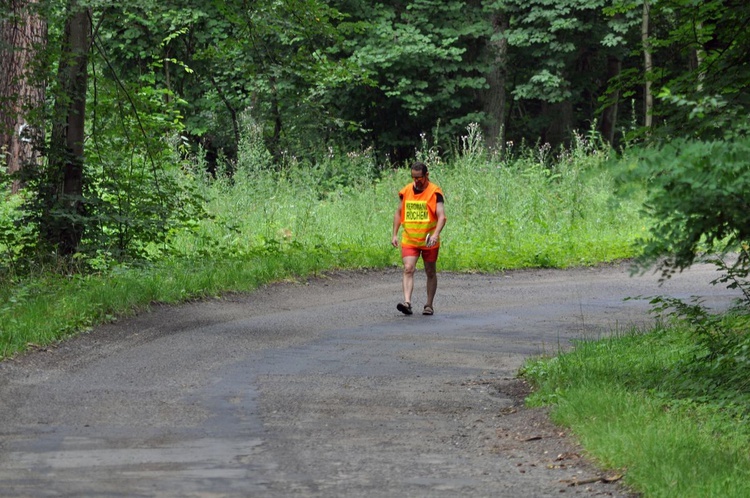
left=391, top=162, right=447, bottom=315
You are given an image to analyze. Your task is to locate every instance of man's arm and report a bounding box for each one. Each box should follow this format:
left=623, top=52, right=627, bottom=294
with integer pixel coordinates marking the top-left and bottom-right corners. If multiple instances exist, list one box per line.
left=426, top=201, right=446, bottom=247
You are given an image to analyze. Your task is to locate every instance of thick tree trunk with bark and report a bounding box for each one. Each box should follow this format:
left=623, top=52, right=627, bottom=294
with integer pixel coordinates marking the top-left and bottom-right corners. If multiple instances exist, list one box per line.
left=49, top=2, right=91, bottom=254
left=481, top=11, right=509, bottom=151
left=0, top=0, right=46, bottom=192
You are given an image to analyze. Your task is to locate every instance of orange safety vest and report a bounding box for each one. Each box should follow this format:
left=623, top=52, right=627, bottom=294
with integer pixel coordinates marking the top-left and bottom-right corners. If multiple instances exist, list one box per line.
left=399, top=182, right=443, bottom=248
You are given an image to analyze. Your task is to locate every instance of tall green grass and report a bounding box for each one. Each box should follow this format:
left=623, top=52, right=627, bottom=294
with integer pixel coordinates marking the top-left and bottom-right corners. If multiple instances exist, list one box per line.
left=173, top=128, right=642, bottom=273
left=441, top=132, right=639, bottom=269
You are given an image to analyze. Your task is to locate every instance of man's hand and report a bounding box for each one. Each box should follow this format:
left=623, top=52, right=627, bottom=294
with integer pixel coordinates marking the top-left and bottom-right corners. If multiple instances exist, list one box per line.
left=391, top=235, right=399, bottom=248
left=426, top=233, right=438, bottom=247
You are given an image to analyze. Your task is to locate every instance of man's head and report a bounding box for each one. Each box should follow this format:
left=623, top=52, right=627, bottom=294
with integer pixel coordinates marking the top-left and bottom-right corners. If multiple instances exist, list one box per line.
left=411, top=162, right=429, bottom=190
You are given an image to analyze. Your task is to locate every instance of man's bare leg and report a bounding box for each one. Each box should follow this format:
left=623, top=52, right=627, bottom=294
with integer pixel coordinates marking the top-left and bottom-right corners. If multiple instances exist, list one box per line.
left=424, top=260, right=437, bottom=309
left=402, top=256, right=418, bottom=305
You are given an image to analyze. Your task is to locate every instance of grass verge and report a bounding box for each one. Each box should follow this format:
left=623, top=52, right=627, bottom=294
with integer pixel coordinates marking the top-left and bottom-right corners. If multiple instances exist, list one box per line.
left=522, top=320, right=750, bottom=497
left=0, top=244, right=395, bottom=359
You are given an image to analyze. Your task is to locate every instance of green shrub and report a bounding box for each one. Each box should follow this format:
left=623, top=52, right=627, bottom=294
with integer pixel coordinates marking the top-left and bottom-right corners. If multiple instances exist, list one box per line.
left=626, top=137, right=750, bottom=305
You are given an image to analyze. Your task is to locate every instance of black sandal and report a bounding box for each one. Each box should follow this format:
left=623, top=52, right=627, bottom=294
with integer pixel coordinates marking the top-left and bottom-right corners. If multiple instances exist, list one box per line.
left=422, top=305, right=434, bottom=315
left=397, top=302, right=413, bottom=315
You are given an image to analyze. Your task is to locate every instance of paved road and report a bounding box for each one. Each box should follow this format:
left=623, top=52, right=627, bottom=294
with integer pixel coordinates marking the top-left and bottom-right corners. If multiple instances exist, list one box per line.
left=0, top=263, right=740, bottom=497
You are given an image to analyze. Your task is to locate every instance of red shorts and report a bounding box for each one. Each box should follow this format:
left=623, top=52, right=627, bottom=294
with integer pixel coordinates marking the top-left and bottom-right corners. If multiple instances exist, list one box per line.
left=401, top=245, right=440, bottom=263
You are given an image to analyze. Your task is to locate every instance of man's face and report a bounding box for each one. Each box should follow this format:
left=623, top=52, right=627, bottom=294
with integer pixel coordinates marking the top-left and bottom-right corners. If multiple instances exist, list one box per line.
left=412, top=170, right=428, bottom=190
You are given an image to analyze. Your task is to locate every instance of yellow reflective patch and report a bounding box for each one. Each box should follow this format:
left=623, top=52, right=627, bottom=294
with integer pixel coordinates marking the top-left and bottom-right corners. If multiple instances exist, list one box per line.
left=405, top=201, right=429, bottom=222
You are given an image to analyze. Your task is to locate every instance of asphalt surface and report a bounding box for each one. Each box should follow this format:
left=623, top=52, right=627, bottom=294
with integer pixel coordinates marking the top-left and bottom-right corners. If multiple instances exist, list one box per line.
left=0, top=262, right=741, bottom=497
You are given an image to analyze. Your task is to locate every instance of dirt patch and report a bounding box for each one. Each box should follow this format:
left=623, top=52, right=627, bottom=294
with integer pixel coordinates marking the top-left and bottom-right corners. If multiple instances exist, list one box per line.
left=490, top=379, right=636, bottom=496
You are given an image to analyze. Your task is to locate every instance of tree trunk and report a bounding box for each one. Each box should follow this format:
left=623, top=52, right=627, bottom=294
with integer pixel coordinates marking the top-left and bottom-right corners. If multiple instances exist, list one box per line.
left=600, top=55, right=621, bottom=145
left=695, top=22, right=706, bottom=92
left=268, top=77, right=283, bottom=164
left=542, top=100, right=573, bottom=148
left=642, top=0, right=653, bottom=128
left=0, top=0, right=46, bottom=193
left=49, top=1, right=91, bottom=254
left=481, top=11, right=509, bottom=151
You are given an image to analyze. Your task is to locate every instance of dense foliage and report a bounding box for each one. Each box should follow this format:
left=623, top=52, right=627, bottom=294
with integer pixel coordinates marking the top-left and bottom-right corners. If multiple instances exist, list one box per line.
left=629, top=137, right=750, bottom=277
